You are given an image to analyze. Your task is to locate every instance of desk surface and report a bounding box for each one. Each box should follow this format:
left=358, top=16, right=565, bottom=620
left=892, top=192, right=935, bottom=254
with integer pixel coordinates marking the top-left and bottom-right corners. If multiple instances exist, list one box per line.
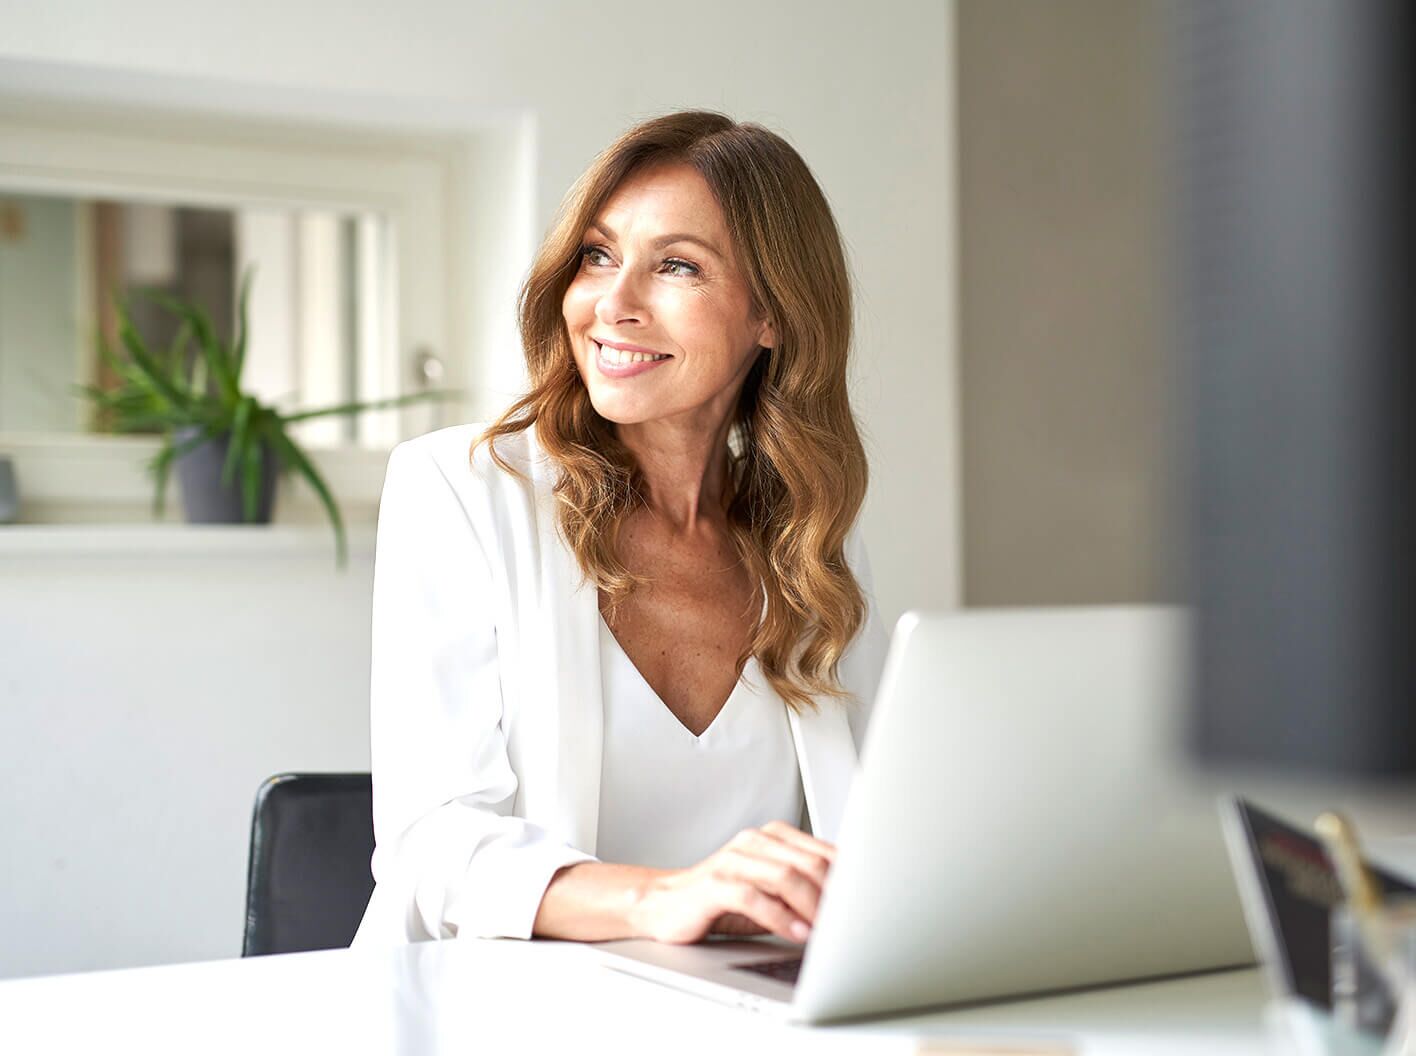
left=0, top=938, right=1270, bottom=1055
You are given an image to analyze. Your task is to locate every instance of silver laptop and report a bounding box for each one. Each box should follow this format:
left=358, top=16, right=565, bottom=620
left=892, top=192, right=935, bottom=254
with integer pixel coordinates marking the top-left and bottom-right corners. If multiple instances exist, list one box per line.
left=593, top=606, right=1256, bottom=1023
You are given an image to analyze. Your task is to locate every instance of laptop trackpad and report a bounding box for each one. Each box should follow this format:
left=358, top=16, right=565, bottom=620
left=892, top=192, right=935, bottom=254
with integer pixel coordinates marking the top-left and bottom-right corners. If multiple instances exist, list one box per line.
left=594, top=936, right=802, bottom=1006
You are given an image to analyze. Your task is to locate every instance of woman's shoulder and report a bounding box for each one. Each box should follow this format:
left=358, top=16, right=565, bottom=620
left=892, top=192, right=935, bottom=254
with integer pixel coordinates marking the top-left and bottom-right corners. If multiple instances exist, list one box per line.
left=390, top=422, right=546, bottom=486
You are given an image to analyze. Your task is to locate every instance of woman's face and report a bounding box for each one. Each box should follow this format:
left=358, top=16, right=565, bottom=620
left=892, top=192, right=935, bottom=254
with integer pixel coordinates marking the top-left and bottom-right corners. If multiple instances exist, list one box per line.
left=561, top=162, right=775, bottom=432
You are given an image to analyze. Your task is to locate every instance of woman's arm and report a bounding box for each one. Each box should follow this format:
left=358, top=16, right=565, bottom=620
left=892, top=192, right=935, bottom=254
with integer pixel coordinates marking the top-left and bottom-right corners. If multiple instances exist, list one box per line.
left=362, top=440, right=595, bottom=942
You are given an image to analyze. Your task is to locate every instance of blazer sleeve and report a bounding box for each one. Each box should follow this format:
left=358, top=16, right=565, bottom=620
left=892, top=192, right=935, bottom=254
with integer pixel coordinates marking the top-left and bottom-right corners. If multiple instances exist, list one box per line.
left=838, top=523, right=890, bottom=755
left=360, top=441, right=595, bottom=943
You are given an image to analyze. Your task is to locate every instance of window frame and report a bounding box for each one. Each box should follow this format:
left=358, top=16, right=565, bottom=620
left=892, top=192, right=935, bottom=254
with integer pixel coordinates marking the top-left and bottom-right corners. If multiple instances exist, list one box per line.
left=0, top=98, right=468, bottom=522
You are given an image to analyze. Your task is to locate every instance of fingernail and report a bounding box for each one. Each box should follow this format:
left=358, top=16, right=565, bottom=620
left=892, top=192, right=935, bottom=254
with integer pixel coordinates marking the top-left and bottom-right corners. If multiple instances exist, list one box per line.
left=791, top=921, right=810, bottom=941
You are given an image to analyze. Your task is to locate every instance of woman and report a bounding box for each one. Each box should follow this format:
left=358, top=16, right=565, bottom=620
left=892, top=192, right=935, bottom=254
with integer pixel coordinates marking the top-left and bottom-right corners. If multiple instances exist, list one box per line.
left=353, top=110, right=887, bottom=949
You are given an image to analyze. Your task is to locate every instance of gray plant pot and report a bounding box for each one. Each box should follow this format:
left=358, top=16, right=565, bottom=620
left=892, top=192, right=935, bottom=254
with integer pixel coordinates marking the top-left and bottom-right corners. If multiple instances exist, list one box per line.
left=0, top=456, right=18, bottom=524
left=173, top=424, right=279, bottom=524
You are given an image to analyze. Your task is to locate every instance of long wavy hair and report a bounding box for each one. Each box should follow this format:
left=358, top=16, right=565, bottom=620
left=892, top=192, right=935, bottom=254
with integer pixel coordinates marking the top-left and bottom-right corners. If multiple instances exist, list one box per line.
left=475, top=110, right=869, bottom=712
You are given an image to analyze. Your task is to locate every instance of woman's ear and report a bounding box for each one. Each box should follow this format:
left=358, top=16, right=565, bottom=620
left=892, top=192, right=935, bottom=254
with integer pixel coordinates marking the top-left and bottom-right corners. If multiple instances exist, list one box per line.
left=756, top=317, right=778, bottom=351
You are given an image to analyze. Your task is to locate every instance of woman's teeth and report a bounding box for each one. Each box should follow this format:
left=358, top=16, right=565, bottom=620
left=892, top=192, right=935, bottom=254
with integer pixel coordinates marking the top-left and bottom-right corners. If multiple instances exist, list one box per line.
left=596, top=342, right=668, bottom=365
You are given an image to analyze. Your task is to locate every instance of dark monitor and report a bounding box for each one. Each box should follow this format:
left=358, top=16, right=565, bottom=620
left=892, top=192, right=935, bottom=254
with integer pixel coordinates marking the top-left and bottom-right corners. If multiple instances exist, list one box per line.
left=1174, top=1, right=1414, bottom=774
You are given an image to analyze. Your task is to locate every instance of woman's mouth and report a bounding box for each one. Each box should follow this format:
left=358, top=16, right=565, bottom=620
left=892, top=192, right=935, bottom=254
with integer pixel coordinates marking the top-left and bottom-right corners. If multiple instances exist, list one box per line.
left=593, top=340, right=672, bottom=379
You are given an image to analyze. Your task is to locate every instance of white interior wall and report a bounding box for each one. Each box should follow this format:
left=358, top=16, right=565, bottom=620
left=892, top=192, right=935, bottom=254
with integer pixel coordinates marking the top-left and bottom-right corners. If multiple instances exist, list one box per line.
left=0, top=0, right=958, bottom=978
left=0, top=540, right=375, bottom=979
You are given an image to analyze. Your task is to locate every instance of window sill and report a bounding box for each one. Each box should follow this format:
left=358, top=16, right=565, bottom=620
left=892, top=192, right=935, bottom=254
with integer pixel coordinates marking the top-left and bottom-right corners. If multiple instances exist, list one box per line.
left=0, top=522, right=376, bottom=560
left=0, top=432, right=388, bottom=528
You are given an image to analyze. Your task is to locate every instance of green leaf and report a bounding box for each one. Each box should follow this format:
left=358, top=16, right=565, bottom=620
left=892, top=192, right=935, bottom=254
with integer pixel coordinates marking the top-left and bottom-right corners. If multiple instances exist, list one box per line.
left=277, top=389, right=462, bottom=425
left=142, top=290, right=239, bottom=406
left=223, top=396, right=255, bottom=489
left=232, top=265, right=255, bottom=389
left=164, top=319, right=195, bottom=399
left=72, top=382, right=119, bottom=406
left=266, top=428, right=347, bottom=570
left=190, top=341, right=209, bottom=401
left=95, top=332, right=127, bottom=380
left=86, top=323, right=192, bottom=433
left=114, top=297, right=194, bottom=413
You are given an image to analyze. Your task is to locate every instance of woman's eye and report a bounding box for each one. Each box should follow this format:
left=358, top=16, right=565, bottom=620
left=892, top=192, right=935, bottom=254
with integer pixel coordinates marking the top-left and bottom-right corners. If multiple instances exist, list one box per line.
left=578, top=244, right=697, bottom=277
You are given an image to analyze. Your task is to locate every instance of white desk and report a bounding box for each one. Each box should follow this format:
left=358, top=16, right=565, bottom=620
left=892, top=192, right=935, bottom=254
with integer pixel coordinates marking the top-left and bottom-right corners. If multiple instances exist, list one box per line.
left=0, top=939, right=1270, bottom=1055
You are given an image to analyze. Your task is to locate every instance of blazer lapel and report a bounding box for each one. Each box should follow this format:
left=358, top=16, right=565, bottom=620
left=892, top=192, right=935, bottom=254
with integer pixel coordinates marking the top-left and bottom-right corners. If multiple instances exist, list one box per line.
left=788, top=701, right=859, bottom=842
left=527, top=434, right=604, bottom=857
left=554, top=569, right=604, bottom=854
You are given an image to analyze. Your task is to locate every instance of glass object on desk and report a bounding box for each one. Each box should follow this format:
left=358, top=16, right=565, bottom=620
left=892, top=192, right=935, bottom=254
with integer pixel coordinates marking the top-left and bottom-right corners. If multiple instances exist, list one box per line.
left=1332, top=898, right=1416, bottom=1055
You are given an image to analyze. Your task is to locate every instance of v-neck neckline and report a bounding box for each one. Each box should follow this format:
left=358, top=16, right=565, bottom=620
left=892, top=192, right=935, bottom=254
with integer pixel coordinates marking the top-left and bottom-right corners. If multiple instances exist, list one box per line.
left=598, top=613, right=748, bottom=742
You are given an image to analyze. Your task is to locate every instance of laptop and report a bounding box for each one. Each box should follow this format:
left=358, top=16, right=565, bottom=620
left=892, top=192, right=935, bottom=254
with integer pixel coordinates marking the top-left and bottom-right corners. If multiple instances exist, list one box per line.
left=593, top=606, right=1256, bottom=1023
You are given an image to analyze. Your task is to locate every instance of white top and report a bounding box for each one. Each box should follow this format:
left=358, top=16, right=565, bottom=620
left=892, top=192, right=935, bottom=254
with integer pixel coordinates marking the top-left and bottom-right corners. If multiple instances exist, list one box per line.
left=595, top=614, right=805, bottom=870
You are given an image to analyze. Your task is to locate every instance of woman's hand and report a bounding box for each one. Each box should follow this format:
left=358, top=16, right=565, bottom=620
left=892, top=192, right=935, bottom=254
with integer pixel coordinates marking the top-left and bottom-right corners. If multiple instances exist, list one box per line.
left=628, top=821, right=836, bottom=945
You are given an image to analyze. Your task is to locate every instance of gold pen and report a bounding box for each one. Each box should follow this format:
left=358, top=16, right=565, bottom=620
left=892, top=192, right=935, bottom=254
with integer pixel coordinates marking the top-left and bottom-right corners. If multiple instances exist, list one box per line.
left=1315, top=810, right=1396, bottom=985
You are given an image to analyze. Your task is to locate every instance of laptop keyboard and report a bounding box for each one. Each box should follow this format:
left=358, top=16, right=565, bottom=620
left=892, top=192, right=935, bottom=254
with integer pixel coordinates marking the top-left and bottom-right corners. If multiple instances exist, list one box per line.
left=732, top=955, right=803, bottom=985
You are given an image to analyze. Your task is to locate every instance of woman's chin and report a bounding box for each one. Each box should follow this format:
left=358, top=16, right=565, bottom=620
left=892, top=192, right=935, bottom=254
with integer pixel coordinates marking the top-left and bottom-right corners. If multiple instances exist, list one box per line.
left=585, top=393, right=661, bottom=427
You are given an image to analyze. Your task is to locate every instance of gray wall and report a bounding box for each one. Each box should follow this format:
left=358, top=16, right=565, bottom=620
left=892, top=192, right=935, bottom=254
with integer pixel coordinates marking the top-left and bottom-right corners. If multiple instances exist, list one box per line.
left=958, top=0, right=1171, bottom=606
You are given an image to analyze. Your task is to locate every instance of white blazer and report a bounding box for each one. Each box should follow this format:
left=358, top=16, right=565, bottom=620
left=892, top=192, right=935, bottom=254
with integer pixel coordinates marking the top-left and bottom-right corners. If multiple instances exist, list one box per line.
left=352, top=422, right=889, bottom=945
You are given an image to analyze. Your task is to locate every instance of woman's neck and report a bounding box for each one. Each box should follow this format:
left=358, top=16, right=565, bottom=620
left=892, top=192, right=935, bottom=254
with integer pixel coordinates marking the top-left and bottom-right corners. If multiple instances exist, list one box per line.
left=615, top=415, right=735, bottom=535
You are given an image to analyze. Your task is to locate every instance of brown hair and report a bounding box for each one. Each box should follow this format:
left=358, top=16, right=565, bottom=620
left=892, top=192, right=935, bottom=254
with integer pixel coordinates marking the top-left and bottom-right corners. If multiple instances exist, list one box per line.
left=476, top=110, right=868, bottom=711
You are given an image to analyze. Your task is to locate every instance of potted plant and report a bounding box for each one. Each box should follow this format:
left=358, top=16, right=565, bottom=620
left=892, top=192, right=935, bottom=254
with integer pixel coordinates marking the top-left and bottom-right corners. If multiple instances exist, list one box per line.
left=75, top=268, right=457, bottom=568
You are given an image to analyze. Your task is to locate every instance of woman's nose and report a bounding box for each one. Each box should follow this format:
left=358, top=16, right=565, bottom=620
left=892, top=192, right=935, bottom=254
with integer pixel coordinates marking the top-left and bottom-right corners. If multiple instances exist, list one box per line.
left=594, top=267, right=648, bottom=328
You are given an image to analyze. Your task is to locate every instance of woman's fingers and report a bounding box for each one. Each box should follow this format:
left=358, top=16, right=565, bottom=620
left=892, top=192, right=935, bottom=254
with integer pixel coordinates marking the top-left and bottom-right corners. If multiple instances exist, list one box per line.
left=759, top=820, right=837, bottom=862
left=732, top=827, right=833, bottom=889
left=722, top=848, right=823, bottom=925
left=715, top=880, right=811, bottom=944
left=640, top=823, right=839, bottom=945
left=709, top=911, right=767, bottom=937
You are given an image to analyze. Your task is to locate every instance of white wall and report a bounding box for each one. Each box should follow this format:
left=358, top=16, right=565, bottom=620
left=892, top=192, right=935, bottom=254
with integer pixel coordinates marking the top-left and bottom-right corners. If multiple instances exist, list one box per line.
left=0, top=534, right=375, bottom=979
left=0, top=0, right=959, bottom=977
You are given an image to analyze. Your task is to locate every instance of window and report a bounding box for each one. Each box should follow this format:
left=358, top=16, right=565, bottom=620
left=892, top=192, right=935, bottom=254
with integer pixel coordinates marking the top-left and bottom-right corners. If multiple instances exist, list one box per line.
left=0, top=97, right=489, bottom=523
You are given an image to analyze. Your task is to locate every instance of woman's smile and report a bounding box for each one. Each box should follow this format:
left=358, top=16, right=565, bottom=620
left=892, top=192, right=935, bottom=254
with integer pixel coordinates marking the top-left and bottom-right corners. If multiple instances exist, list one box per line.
left=593, top=338, right=673, bottom=379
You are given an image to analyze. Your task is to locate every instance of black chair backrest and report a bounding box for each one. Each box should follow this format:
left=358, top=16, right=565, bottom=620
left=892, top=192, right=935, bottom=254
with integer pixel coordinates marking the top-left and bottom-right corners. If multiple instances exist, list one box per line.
left=242, top=772, right=375, bottom=957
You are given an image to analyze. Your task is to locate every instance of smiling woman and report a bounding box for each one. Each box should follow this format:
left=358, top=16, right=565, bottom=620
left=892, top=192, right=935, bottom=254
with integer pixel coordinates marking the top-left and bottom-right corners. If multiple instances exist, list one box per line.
left=483, top=112, right=867, bottom=707
left=563, top=163, right=774, bottom=436
left=355, top=111, right=887, bottom=951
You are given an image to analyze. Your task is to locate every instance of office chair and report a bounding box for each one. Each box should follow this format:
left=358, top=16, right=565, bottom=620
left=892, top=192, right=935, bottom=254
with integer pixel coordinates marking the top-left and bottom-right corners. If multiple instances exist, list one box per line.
left=242, top=772, right=375, bottom=956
